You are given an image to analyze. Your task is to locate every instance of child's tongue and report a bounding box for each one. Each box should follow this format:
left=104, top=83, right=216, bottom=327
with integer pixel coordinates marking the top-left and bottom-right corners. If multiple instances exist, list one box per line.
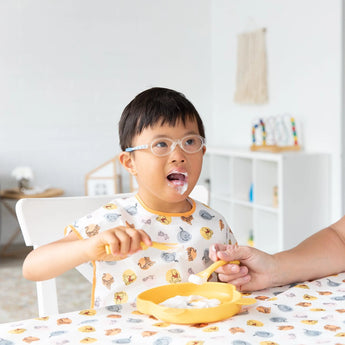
left=168, top=173, right=185, bottom=185
left=167, top=173, right=188, bottom=194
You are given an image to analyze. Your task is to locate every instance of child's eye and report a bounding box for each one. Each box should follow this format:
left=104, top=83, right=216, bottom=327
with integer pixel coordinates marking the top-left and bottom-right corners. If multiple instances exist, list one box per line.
left=185, top=138, right=195, bottom=146
left=154, top=140, right=169, bottom=148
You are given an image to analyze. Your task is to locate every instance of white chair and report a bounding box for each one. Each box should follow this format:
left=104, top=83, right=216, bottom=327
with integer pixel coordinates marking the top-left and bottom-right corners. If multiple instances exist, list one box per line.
left=15, top=193, right=133, bottom=317
left=190, top=184, right=209, bottom=205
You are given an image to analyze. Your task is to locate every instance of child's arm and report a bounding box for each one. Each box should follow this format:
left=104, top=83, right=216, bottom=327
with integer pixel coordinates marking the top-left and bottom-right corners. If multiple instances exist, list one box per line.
left=22, top=226, right=151, bottom=281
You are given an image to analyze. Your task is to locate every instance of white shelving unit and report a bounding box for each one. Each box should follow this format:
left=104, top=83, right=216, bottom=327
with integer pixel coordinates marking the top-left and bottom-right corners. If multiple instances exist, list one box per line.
left=200, top=147, right=330, bottom=254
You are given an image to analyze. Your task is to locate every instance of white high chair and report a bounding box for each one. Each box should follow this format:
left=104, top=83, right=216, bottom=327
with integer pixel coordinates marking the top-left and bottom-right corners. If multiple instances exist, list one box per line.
left=15, top=193, right=133, bottom=317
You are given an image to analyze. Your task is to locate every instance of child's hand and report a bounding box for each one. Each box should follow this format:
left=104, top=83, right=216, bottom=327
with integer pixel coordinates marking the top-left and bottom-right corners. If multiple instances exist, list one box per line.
left=86, top=226, right=151, bottom=261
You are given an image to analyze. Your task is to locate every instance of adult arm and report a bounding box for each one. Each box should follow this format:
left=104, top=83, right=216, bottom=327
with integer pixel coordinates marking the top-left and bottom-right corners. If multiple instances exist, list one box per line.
left=211, top=216, right=345, bottom=291
left=272, top=216, right=345, bottom=286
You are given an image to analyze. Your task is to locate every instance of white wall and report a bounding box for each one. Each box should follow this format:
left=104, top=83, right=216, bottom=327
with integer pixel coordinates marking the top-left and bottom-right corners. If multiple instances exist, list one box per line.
left=211, top=0, right=342, bottom=222
left=0, top=0, right=212, bottom=244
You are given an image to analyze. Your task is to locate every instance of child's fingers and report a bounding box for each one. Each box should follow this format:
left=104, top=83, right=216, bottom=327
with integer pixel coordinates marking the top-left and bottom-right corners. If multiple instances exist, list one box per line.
left=103, top=227, right=151, bottom=256
left=123, top=227, right=143, bottom=253
left=114, top=228, right=134, bottom=254
left=136, top=229, right=152, bottom=247
left=102, top=231, right=121, bottom=255
left=101, top=226, right=129, bottom=255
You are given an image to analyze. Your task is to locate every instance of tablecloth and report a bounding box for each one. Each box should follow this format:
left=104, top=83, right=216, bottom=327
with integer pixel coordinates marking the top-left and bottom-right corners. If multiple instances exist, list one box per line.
left=1, top=272, right=344, bottom=345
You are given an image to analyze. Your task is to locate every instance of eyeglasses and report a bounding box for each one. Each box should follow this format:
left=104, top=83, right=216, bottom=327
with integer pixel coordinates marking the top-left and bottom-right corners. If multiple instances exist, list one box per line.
left=125, top=134, right=206, bottom=157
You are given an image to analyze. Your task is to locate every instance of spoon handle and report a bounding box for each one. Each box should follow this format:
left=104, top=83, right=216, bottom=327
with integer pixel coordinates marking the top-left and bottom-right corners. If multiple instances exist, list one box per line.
left=199, top=259, right=240, bottom=279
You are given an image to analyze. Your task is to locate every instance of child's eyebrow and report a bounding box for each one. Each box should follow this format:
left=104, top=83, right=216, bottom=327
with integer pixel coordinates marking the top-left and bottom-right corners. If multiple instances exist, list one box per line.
left=151, top=131, right=200, bottom=140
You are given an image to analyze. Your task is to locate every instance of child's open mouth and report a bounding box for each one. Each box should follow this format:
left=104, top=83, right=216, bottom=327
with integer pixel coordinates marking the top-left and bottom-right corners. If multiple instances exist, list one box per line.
left=167, top=171, right=188, bottom=186
left=167, top=171, right=189, bottom=195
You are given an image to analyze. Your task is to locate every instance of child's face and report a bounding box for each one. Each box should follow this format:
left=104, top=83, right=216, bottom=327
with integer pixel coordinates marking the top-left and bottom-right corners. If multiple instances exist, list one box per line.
left=121, top=119, right=205, bottom=212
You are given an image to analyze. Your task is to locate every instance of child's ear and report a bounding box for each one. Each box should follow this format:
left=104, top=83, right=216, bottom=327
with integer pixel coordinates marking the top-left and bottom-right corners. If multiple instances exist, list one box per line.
left=119, top=152, right=137, bottom=176
left=202, top=146, right=206, bottom=155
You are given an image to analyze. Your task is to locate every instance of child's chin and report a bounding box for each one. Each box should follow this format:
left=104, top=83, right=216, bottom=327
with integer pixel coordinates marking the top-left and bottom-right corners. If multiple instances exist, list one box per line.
left=167, top=182, right=188, bottom=196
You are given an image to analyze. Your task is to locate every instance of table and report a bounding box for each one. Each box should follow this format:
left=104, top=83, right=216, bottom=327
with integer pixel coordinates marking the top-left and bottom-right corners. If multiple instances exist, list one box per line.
left=0, top=272, right=344, bottom=344
left=0, top=188, right=64, bottom=256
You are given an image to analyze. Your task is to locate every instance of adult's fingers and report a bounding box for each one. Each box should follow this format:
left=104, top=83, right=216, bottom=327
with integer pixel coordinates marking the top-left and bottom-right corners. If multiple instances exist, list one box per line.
left=218, top=273, right=252, bottom=291
left=216, top=244, right=253, bottom=263
left=209, top=243, right=227, bottom=261
left=216, top=262, right=248, bottom=276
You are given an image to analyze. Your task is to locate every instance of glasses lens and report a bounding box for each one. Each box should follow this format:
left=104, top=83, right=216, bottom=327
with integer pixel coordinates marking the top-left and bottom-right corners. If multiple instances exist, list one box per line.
left=151, top=138, right=173, bottom=156
left=150, top=135, right=205, bottom=156
left=182, top=135, right=204, bottom=153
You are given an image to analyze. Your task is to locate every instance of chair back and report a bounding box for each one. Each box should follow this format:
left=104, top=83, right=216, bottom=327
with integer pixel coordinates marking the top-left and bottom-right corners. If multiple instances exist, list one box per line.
left=16, top=193, right=133, bottom=316
left=189, top=184, right=209, bottom=205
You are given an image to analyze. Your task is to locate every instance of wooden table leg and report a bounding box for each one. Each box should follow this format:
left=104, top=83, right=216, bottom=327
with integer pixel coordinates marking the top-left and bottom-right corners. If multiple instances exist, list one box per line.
left=0, top=200, right=24, bottom=256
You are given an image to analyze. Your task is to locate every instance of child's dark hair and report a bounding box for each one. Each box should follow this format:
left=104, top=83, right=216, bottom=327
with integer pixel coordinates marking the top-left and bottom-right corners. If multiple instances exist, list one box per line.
left=119, top=87, right=205, bottom=151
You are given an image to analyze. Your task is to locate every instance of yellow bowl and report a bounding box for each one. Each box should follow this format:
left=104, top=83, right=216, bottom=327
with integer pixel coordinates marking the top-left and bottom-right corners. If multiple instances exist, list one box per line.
left=136, top=282, right=256, bottom=324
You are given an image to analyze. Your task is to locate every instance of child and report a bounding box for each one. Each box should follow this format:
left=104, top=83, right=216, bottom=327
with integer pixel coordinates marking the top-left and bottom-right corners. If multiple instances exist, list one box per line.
left=23, top=87, right=237, bottom=309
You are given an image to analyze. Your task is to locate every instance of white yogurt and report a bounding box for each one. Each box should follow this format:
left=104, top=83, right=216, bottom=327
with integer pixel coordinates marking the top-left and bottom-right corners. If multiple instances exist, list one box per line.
left=188, top=274, right=206, bottom=285
left=160, top=295, right=220, bottom=309
left=176, top=182, right=188, bottom=195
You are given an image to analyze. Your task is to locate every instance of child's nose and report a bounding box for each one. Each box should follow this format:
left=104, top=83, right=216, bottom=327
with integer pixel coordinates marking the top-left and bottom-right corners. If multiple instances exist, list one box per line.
left=169, top=144, right=186, bottom=162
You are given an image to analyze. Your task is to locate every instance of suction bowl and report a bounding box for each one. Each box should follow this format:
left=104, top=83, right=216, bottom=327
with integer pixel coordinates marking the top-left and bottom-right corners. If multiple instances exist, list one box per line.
left=136, top=282, right=256, bottom=324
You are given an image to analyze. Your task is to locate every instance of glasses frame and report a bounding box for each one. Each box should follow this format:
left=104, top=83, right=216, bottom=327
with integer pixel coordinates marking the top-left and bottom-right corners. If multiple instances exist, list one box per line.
left=125, top=134, right=206, bottom=157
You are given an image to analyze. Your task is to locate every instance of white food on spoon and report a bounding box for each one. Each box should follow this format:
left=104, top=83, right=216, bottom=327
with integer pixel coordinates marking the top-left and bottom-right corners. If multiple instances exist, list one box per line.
left=188, top=274, right=206, bottom=285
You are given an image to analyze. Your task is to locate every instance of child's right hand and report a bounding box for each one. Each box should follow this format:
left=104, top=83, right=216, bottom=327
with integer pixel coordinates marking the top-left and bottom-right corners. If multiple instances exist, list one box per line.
left=85, top=226, right=152, bottom=261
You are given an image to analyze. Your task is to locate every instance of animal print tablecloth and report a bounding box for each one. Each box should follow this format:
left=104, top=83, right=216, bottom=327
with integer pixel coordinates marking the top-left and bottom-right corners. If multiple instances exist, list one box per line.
left=1, top=272, right=344, bottom=345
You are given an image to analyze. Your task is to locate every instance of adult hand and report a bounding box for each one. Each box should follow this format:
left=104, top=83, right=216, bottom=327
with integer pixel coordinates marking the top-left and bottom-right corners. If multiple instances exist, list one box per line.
left=209, top=244, right=277, bottom=292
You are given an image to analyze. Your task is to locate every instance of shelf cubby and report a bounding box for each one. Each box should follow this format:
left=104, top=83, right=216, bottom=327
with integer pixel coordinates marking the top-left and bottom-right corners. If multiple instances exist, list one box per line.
left=202, top=148, right=330, bottom=253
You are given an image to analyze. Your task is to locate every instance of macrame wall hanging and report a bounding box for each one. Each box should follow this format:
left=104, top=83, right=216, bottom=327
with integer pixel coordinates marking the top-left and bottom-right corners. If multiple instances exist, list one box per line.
left=234, top=28, right=268, bottom=104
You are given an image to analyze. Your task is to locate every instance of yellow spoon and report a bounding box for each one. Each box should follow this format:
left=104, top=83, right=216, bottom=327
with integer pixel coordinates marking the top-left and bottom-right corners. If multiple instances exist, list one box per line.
left=105, top=241, right=178, bottom=255
left=188, top=260, right=240, bottom=285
